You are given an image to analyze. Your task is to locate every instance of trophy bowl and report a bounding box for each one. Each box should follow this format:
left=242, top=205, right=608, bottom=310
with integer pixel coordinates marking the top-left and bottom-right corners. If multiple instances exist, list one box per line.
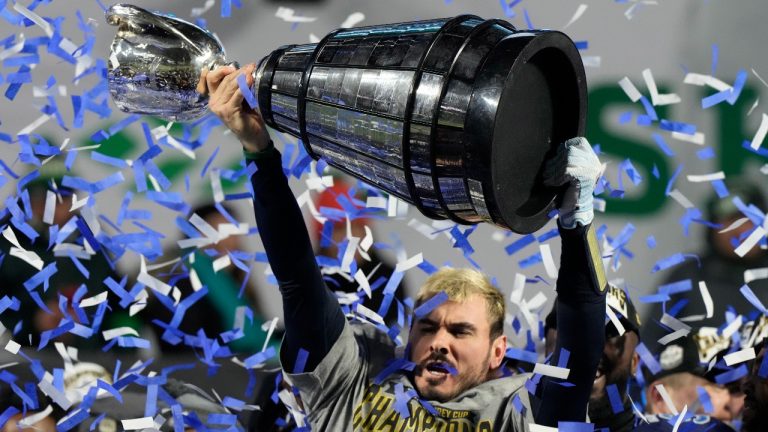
left=106, top=5, right=587, bottom=233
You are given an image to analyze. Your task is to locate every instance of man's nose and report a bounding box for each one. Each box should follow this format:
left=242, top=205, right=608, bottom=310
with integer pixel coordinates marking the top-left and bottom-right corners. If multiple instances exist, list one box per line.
left=430, top=329, right=451, bottom=354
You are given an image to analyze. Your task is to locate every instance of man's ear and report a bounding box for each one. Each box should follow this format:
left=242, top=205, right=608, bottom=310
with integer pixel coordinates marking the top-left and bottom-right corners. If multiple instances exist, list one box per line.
left=489, top=335, right=507, bottom=370
left=646, top=381, right=667, bottom=414
left=631, top=352, right=640, bottom=375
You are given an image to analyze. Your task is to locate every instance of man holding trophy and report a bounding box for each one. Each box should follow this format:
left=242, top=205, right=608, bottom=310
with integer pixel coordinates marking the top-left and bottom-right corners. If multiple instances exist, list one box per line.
left=107, top=4, right=607, bottom=429
left=198, top=63, right=605, bottom=430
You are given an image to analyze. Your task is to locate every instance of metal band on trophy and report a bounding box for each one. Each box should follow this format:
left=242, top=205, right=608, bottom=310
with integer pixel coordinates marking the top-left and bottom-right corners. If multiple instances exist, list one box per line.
left=106, top=3, right=587, bottom=234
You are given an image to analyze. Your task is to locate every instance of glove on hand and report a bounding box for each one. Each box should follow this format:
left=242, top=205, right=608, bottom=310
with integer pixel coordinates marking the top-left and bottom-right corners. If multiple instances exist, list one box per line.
left=543, top=137, right=602, bottom=229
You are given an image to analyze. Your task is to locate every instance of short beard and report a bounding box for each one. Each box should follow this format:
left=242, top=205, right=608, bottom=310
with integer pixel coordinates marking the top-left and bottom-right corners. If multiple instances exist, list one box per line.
left=419, top=351, right=492, bottom=402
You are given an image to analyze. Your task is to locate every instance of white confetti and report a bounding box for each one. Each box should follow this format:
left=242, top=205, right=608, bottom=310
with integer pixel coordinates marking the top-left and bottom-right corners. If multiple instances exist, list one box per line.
left=606, top=304, right=626, bottom=337
left=261, top=318, right=279, bottom=352
left=355, top=303, right=385, bottom=326
left=685, top=171, right=725, bottom=183
left=540, top=244, right=558, bottom=279
left=734, top=226, right=767, bottom=258
left=529, top=425, right=558, bottom=432
left=719, top=217, right=750, bottom=234
left=79, top=291, right=108, bottom=308
left=43, top=190, right=56, bottom=225
left=340, top=12, right=365, bottom=28
left=191, top=0, right=216, bottom=17
left=341, top=237, right=360, bottom=273
left=655, top=384, right=679, bottom=415
left=667, top=189, right=695, bottom=209
left=684, top=73, right=732, bottom=92
left=366, top=196, right=388, bottom=209
left=121, top=417, right=155, bottom=431
left=699, top=281, right=714, bottom=319
left=618, top=77, right=642, bottom=102
left=749, top=113, right=768, bottom=150
left=722, top=315, right=743, bottom=339
left=355, top=269, right=371, bottom=298
left=13, top=3, right=53, bottom=36
left=582, top=56, right=601, bottom=68
left=724, top=347, right=756, bottom=366
left=38, top=373, right=73, bottom=410
left=5, top=339, right=21, bottom=354
left=670, top=131, right=705, bottom=145
left=212, top=254, right=231, bottom=273
left=752, top=68, right=768, bottom=88
left=275, top=7, right=317, bottom=23
left=563, top=4, right=588, bottom=29
left=190, top=268, right=203, bottom=292
left=102, top=327, right=139, bottom=341
left=745, top=267, right=768, bottom=284
left=4, top=227, right=44, bottom=270
left=18, top=114, right=52, bottom=136
left=19, top=406, right=53, bottom=428
left=0, top=34, right=25, bottom=61
left=643, top=68, right=680, bottom=106
left=658, top=329, right=689, bottom=345
left=510, top=273, right=526, bottom=305
left=671, top=405, right=688, bottom=432
left=394, top=252, right=423, bottom=272
left=532, top=363, right=570, bottom=380
left=70, top=193, right=89, bottom=211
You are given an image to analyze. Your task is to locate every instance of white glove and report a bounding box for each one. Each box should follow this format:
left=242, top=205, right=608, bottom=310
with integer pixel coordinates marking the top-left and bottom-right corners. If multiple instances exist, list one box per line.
left=543, top=137, right=602, bottom=229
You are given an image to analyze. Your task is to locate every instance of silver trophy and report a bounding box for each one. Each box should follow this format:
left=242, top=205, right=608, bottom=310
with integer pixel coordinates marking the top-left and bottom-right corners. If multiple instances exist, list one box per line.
left=106, top=3, right=587, bottom=233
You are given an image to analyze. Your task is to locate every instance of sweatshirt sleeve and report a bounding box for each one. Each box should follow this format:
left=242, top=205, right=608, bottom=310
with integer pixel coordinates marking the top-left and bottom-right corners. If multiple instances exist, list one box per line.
left=246, top=145, right=345, bottom=373
left=534, top=222, right=607, bottom=425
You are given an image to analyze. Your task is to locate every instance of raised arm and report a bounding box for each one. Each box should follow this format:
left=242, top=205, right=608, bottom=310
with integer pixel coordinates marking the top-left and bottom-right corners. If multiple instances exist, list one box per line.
left=201, top=65, right=344, bottom=372
left=535, top=137, right=608, bottom=425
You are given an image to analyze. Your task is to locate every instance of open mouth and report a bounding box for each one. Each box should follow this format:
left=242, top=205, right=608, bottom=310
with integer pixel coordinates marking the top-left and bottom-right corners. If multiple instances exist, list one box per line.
left=425, top=361, right=454, bottom=378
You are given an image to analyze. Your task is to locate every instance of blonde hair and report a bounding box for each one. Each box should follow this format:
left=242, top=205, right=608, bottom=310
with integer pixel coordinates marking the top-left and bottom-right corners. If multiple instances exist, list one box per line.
left=415, top=267, right=505, bottom=339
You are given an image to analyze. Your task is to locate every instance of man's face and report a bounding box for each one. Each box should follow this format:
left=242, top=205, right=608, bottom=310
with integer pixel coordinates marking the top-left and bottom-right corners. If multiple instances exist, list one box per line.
left=591, top=331, right=638, bottom=405
left=408, top=294, right=505, bottom=402
left=742, top=346, right=768, bottom=431
left=658, top=374, right=739, bottom=421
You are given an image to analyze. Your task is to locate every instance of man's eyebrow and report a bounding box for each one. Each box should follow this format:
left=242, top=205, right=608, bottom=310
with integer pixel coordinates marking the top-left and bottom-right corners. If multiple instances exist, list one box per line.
left=448, top=322, right=477, bottom=332
left=417, top=318, right=437, bottom=326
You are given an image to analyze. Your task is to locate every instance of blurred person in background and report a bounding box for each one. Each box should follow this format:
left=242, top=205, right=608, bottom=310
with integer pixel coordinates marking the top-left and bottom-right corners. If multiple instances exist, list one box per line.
left=310, top=178, right=408, bottom=327
left=546, top=285, right=643, bottom=431
left=146, top=202, right=274, bottom=355
left=643, top=178, right=768, bottom=351
left=0, top=173, right=120, bottom=349
left=643, top=331, right=742, bottom=429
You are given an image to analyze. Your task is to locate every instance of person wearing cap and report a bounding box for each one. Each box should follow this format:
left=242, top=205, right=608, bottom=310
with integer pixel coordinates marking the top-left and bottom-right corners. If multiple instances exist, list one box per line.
left=742, top=336, right=767, bottom=432
left=201, top=64, right=608, bottom=429
left=643, top=178, right=768, bottom=350
left=545, top=284, right=643, bottom=431
left=643, top=329, right=742, bottom=430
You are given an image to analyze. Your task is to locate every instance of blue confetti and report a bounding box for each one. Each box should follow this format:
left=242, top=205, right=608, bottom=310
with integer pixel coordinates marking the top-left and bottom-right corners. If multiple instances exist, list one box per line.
left=714, top=364, right=748, bottom=384
left=414, top=291, right=448, bottom=319
left=636, top=342, right=662, bottom=375
left=236, top=72, right=258, bottom=110
left=294, top=348, right=309, bottom=374
left=696, top=385, right=713, bottom=414
left=607, top=384, right=624, bottom=414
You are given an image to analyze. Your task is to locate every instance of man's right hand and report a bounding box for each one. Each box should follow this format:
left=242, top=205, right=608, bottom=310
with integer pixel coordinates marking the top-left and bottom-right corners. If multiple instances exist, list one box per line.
left=197, top=63, right=272, bottom=153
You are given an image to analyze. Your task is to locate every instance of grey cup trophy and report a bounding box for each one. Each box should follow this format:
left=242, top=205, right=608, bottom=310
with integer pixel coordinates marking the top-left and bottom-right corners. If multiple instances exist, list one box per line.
left=106, top=3, right=587, bottom=234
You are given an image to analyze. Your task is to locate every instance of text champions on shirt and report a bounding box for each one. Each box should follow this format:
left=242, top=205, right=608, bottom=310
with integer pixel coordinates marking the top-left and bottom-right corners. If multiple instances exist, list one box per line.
left=353, top=384, right=494, bottom=431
